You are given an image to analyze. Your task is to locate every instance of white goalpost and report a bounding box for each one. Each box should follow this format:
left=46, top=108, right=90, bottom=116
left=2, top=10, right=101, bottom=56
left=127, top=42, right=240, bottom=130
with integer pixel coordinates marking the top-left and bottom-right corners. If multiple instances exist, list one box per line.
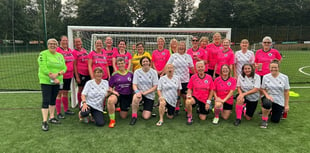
left=68, top=26, right=232, bottom=108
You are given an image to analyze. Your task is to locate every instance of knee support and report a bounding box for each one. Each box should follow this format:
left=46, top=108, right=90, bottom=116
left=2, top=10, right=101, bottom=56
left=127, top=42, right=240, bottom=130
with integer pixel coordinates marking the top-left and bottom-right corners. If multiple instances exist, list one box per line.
left=80, top=109, right=90, bottom=117
left=262, top=97, right=272, bottom=109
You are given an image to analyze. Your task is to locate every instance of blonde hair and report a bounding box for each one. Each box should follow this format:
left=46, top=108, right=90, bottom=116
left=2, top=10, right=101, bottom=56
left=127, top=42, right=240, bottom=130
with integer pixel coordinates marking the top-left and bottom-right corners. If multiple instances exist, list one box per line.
left=199, top=36, right=209, bottom=43
left=157, top=36, right=165, bottom=43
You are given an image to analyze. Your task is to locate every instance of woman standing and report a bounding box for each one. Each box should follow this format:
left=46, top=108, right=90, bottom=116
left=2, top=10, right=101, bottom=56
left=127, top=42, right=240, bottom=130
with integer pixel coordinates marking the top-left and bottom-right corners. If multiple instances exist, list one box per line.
left=212, top=65, right=236, bottom=125
left=187, top=36, right=207, bottom=75
left=260, top=60, right=290, bottom=128
left=103, top=36, right=118, bottom=76
left=167, top=41, right=194, bottom=115
left=88, top=39, right=110, bottom=80
left=79, top=67, right=109, bottom=126
left=185, top=61, right=214, bottom=125
left=56, top=36, right=75, bottom=119
left=152, top=37, right=170, bottom=77
left=130, top=57, right=158, bottom=125
left=112, top=40, right=132, bottom=72
left=169, top=38, right=178, bottom=54
left=213, top=39, right=234, bottom=79
left=156, top=64, right=182, bottom=126
left=73, top=37, right=90, bottom=107
left=235, top=64, right=260, bottom=126
left=199, top=36, right=209, bottom=50
left=107, top=57, right=133, bottom=128
left=206, top=33, right=222, bottom=76
left=131, top=42, right=152, bottom=72
left=38, top=38, right=66, bottom=131
left=255, top=36, right=282, bottom=81
left=234, top=39, right=255, bottom=78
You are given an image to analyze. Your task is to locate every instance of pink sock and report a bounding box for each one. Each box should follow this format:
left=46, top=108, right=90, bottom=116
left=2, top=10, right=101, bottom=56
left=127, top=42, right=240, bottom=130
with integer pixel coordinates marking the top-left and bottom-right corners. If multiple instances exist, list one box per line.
left=56, top=99, right=61, bottom=115
left=214, top=108, right=221, bottom=118
left=236, top=104, right=243, bottom=119
left=175, top=107, right=180, bottom=111
left=132, top=113, right=137, bottom=118
left=187, top=114, right=192, bottom=118
left=77, top=92, right=82, bottom=107
left=262, top=116, right=268, bottom=121
left=62, top=97, right=68, bottom=112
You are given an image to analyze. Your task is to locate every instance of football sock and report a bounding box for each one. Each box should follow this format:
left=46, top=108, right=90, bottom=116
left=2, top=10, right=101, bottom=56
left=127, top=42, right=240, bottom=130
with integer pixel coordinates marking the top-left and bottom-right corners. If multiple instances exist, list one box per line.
left=56, top=99, right=61, bottom=115
left=109, top=113, right=115, bottom=120
left=236, top=104, right=243, bottom=119
left=62, top=97, right=68, bottom=112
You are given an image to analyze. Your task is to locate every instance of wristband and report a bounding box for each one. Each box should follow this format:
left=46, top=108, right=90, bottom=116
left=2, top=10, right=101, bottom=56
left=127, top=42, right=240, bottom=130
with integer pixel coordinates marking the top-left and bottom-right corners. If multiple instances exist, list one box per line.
left=82, top=101, right=86, bottom=104
left=135, top=90, right=140, bottom=94
left=58, top=72, right=61, bottom=76
left=206, top=100, right=211, bottom=105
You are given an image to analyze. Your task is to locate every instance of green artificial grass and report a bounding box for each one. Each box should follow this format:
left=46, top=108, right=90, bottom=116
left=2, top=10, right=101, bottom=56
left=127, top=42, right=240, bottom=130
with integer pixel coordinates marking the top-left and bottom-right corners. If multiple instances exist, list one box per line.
left=0, top=90, right=309, bottom=153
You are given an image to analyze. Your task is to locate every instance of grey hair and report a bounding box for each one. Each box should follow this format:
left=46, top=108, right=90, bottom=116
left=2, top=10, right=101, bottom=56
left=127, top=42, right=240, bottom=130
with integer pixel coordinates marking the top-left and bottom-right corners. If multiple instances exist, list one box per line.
left=263, top=36, right=272, bottom=42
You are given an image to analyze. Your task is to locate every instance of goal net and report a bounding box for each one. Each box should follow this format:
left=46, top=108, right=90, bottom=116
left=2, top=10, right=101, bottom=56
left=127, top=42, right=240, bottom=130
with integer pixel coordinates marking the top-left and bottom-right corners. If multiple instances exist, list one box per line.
left=67, top=26, right=231, bottom=107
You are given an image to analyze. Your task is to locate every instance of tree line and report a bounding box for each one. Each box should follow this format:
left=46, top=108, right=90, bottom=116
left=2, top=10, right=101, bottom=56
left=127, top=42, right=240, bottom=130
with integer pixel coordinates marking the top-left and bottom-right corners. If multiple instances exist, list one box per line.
left=1, top=0, right=310, bottom=44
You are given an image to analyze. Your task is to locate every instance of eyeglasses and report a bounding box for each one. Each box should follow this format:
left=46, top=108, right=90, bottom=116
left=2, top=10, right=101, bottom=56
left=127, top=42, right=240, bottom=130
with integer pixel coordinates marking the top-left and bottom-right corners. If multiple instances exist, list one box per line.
left=263, top=42, right=271, bottom=44
left=48, top=43, right=57, bottom=45
left=192, top=40, right=199, bottom=42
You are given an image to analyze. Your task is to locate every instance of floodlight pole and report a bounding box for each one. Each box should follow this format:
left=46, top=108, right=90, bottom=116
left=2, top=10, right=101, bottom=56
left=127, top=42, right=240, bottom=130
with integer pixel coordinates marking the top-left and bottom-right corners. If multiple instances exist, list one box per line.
left=42, top=0, right=47, bottom=48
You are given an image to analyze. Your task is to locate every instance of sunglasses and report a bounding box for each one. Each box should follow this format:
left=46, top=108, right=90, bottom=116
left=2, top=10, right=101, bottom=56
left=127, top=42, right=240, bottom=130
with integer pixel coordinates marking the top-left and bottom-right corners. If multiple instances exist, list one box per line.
left=263, top=42, right=271, bottom=44
left=192, top=40, right=199, bottom=42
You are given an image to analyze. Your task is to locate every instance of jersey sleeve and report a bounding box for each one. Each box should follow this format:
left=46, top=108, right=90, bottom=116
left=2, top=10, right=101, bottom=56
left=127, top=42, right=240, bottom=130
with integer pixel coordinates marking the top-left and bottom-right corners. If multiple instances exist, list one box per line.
left=237, top=75, right=241, bottom=87
left=152, top=70, right=159, bottom=85
left=275, top=50, right=282, bottom=61
left=127, top=52, right=132, bottom=60
left=261, top=76, right=266, bottom=89
left=249, top=52, right=255, bottom=64
left=284, top=75, right=290, bottom=90
left=187, top=76, right=194, bottom=89
left=132, top=70, right=138, bottom=84
left=229, top=52, right=235, bottom=65
left=254, top=75, right=261, bottom=88
left=38, top=51, right=49, bottom=75
left=82, top=81, right=91, bottom=96
left=167, top=54, right=174, bottom=64
left=157, top=78, right=163, bottom=90
left=109, top=75, right=115, bottom=88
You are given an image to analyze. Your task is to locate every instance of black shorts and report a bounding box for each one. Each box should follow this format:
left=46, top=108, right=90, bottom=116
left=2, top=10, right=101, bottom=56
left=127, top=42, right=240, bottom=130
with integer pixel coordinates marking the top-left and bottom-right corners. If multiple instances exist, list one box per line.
left=193, top=96, right=209, bottom=115
left=223, top=102, right=233, bottom=110
left=260, top=75, right=264, bottom=84
left=207, top=69, right=214, bottom=77
left=142, top=96, right=154, bottom=112
left=271, top=102, right=284, bottom=123
left=244, top=99, right=258, bottom=117
left=165, top=102, right=175, bottom=116
left=75, top=74, right=90, bottom=87
left=181, top=83, right=188, bottom=95
left=116, top=94, right=133, bottom=112
left=109, top=66, right=114, bottom=76
left=60, top=78, right=72, bottom=90
left=41, top=84, right=59, bottom=108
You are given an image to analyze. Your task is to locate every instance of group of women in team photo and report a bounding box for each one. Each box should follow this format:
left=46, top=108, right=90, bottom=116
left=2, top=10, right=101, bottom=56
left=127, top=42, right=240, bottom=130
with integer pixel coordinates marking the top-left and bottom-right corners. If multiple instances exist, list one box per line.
left=38, top=33, right=290, bottom=131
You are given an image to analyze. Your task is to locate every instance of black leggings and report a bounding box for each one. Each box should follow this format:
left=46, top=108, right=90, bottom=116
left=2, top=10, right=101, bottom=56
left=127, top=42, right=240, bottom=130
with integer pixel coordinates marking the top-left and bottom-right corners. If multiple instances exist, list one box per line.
left=80, top=106, right=105, bottom=126
left=41, top=84, right=59, bottom=108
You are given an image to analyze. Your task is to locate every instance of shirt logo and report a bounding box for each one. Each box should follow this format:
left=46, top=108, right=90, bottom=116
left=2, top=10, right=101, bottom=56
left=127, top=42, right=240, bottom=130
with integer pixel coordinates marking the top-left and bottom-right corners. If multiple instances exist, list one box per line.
left=224, top=54, right=228, bottom=57
left=227, top=82, right=231, bottom=86
left=268, top=53, right=272, bottom=56
left=220, top=47, right=223, bottom=50
left=204, top=80, right=208, bottom=84
left=128, top=77, right=131, bottom=81
left=162, top=52, right=165, bottom=55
